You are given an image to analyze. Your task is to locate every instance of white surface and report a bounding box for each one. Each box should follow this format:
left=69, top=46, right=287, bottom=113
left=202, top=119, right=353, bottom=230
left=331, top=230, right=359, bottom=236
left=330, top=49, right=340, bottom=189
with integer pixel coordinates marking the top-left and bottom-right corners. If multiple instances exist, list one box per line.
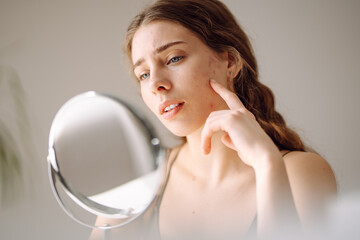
left=89, top=171, right=159, bottom=213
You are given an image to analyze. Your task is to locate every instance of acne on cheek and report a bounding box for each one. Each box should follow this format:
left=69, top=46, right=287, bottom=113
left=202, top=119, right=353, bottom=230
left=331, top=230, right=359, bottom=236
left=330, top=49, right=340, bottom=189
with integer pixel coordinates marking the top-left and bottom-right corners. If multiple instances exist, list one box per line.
left=209, top=103, right=215, bottom=110
left=208, top=58, right=218, bottom=79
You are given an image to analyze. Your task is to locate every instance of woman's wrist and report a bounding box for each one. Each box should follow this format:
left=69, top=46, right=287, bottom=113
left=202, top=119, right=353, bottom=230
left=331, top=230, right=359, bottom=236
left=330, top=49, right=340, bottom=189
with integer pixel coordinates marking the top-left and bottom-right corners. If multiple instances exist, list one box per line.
left=252, top=149, right=284, bottom=175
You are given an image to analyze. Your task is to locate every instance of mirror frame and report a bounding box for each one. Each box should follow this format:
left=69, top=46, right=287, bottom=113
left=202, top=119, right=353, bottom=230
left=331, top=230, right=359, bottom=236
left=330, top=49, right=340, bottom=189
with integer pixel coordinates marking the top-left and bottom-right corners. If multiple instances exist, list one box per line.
left=47, top=91, right=166, bottom=229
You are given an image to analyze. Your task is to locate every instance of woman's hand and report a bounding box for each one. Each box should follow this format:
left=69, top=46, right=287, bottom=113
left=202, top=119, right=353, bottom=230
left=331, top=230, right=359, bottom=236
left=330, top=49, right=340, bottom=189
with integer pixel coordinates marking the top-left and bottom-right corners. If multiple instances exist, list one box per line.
left=202, top=79, right=337, bottom=237
left=201, top=79, right=281, bottom=168
left=202, top=79, right=303, bottom=236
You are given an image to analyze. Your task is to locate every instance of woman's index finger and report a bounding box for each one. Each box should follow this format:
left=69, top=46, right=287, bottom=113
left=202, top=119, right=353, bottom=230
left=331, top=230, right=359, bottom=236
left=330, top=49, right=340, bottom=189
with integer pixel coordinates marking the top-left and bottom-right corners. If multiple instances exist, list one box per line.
left=210, top=79, right=245, bottom=110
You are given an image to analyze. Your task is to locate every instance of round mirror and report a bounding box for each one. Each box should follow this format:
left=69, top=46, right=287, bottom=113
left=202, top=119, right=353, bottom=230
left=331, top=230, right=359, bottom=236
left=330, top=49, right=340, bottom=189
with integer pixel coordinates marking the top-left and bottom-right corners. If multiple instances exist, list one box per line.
left=47, top=91, right=166, bottom=230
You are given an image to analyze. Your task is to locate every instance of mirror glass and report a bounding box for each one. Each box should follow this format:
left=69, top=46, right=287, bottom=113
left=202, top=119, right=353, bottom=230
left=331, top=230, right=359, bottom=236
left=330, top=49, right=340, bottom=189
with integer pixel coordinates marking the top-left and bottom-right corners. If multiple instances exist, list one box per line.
left=47, top=91, right=166, bottom=229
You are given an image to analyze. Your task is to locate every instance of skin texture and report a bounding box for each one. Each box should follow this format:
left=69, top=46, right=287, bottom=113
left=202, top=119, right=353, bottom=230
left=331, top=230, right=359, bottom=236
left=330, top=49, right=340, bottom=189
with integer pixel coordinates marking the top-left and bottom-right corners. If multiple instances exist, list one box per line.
left=132, top=21, right=231, bottom=137
left=90, top=20, right=337, bottom=240
left=131, top=20, right=337, bottom=239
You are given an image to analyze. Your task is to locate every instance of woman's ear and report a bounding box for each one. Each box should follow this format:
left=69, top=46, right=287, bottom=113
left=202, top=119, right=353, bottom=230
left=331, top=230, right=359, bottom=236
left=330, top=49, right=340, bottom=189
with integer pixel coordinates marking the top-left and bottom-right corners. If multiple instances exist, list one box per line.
left=224, top=48, right=242, bottom=89
left=226, top=48, right=242, bottom=80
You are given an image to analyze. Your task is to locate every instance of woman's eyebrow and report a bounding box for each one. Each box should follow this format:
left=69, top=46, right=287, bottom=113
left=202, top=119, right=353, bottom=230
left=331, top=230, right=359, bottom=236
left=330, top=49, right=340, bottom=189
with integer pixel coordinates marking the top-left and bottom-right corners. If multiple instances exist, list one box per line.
left=133, top=41, right=186, bottom=70
left=155, top=40, right=186, bottom=54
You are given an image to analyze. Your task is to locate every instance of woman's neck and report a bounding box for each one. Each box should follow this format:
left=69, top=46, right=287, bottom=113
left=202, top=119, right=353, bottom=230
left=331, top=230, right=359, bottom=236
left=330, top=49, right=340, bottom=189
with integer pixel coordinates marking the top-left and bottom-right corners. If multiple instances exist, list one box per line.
left=181, top=126, right=249, bottom=186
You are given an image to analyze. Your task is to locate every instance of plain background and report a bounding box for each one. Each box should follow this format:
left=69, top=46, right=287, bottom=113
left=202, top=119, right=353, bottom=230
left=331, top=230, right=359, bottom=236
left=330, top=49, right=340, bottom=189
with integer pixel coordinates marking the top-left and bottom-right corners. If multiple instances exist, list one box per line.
left=0, top=0, right=359, bottom=239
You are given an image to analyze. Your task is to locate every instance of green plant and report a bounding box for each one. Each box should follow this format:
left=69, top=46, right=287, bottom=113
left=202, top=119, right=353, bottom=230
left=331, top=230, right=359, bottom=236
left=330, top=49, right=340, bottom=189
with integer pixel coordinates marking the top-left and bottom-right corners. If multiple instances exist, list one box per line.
left=0, top=65, right=32, bottom=205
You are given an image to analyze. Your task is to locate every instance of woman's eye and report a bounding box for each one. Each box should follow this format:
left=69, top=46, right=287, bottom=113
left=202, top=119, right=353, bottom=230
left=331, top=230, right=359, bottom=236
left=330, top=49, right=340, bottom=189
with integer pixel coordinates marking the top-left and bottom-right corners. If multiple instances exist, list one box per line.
left=139, top=73, right=150, bottom=81
left=168, top=56, right=183, bottom=64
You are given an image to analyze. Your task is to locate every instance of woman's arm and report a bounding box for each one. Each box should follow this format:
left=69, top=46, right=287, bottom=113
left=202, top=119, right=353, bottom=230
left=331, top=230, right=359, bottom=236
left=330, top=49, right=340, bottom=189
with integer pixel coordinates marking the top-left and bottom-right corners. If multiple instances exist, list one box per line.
left=202, top=79, right=337, bottom=238
left=253, top=151, right=337, bottom=238
left=253, top=151, right=302, bottom=238
left=283, top=151, right=337, bottom=230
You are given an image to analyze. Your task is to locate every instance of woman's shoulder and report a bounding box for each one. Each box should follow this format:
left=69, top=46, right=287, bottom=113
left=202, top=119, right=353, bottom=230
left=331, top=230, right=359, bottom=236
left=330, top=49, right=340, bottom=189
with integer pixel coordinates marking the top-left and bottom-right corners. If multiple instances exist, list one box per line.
left=282, top=150, right=337, bottom=197
left=282, top=151, right=334, bottom=173
left=280, top=150, right=337, bottom=227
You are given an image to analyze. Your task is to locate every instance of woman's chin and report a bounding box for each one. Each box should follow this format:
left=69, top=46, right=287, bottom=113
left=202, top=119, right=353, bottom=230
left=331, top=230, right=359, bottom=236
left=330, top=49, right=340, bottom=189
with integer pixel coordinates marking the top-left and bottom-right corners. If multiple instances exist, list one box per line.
left=161, top=123, right=189, bottom=137
left=163, top=123, right=202, bottom=138
left=168, top=128, right=188, bottom=137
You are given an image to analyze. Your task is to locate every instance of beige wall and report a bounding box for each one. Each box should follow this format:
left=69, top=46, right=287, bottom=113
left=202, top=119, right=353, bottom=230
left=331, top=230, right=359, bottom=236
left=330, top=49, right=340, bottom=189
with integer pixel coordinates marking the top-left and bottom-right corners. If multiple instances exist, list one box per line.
left=0, top=0, right=359, bottom=239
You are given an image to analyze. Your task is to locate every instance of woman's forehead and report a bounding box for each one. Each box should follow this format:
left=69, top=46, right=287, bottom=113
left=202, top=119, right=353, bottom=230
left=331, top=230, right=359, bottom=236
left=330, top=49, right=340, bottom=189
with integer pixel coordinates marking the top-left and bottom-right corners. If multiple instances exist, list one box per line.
left=131, top=21, right=200, bottom=60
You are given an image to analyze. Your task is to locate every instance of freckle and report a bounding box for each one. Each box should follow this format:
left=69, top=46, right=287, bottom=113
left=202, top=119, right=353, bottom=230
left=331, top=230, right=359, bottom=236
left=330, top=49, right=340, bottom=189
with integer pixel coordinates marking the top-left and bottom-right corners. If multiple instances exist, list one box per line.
left=192, top=210, right=195, bottom=214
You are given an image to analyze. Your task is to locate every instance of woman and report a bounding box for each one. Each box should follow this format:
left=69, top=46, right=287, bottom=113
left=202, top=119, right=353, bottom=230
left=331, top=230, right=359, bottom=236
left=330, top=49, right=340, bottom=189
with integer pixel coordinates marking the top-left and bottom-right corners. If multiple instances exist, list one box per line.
left=91, top=0, right=337, bottom=239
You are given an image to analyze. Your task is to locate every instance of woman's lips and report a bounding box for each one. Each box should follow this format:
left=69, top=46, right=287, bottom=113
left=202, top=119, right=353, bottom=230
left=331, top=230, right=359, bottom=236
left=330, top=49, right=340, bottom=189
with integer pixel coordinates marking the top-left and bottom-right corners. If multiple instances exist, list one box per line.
left=159, top=101, right=184, bottom=120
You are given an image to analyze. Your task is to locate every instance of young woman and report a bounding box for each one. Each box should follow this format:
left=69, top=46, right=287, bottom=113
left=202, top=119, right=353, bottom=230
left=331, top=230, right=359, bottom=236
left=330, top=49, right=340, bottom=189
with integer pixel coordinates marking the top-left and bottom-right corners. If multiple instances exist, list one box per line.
left=90, top=0, right=337, bottom=239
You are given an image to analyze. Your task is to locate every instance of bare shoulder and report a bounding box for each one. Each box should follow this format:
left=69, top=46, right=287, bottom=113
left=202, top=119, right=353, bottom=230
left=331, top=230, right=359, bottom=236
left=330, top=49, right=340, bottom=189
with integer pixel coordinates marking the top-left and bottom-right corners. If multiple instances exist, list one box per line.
left=282, top=151, right=337, bottom=225
left=283, top=151, right=337, bottom=188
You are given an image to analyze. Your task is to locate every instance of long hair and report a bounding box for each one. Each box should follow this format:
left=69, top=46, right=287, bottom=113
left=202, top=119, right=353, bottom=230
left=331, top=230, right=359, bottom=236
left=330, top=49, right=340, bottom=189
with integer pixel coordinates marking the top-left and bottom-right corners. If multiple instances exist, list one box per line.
left=124, top=0, right=305, bottom=151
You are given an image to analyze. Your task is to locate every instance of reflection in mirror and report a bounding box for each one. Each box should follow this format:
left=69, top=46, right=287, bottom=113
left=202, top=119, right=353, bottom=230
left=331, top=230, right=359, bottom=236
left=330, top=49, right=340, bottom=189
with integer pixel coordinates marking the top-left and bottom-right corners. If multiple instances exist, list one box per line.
left=47, top=91, right=166, bottom=230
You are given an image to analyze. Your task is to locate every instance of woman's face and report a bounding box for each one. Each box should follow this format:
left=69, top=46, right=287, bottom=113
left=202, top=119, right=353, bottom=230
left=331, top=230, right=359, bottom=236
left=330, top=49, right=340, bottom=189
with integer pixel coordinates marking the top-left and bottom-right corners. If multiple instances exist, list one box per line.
left=131, top=20, right=231, bottom=136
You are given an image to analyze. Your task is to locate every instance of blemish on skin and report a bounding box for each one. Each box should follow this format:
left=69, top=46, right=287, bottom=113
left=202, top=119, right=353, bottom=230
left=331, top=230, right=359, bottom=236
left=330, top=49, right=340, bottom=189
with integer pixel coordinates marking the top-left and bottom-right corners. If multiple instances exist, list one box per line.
left=208, top=59, right=217, bottom=76
left=192, top=210, right=195, bottom=214
left=209, top=103, right=214, bottom=110
left=192, top=175, right=196, bottom=181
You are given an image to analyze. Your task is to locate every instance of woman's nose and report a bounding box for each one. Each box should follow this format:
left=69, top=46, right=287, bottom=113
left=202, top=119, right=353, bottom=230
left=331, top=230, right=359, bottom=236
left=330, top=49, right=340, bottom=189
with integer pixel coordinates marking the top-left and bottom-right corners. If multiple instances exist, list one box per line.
left=149, top=73, right=171, bottom=94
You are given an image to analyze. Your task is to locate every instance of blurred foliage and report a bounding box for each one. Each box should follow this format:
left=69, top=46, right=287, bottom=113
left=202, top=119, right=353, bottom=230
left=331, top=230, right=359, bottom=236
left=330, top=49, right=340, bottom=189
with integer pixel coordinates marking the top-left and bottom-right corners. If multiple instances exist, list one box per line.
left=0, top=65, right=33, bottom=205
left=0, top=122, right=22, bottom=203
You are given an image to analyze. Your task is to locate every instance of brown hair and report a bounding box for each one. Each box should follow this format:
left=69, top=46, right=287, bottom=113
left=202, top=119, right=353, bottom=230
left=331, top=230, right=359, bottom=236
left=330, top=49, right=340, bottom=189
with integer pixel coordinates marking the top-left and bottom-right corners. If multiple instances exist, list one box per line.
left=124, top=0, right=305, bottom=151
